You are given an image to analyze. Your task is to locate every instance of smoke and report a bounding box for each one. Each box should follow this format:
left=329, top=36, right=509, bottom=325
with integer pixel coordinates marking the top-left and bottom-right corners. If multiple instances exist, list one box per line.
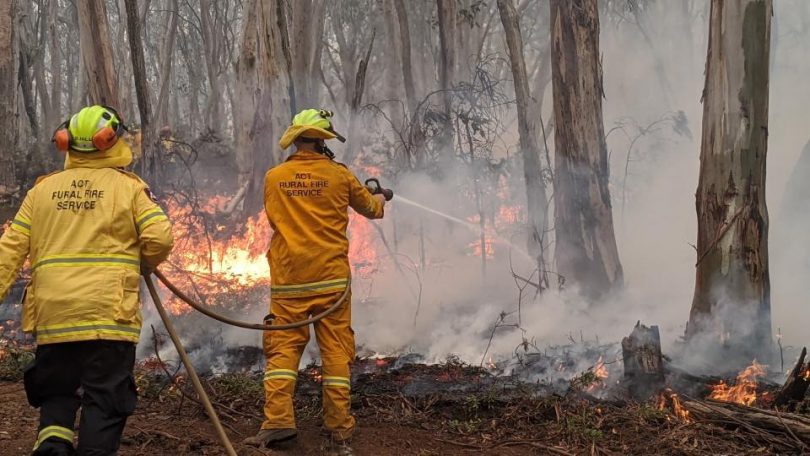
left=134, top=1, right=810, bottom=380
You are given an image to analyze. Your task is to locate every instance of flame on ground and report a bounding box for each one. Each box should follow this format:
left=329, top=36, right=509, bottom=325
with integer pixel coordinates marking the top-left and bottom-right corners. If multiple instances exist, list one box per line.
left=585, top=356, right=610, bottom=392
left=708, top=360, right=767, bottom=406
left=656, top=388, right=692, bottom=424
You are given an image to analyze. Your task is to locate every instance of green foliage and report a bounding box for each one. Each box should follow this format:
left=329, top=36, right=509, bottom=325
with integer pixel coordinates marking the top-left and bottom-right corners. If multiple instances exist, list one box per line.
left=447, top=417, right=483, bottom=435
left=0, top=345, right=34, bottom=381
left=564, top=413, right=604, bottom=441
left=569, top=369, right=602, bottom=391
left=209, top=372, right=263, bottom=399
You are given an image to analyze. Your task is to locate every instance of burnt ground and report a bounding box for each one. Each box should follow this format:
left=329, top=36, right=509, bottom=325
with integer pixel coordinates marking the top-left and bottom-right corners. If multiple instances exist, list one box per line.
left=1, top=351, right=809, bottom=456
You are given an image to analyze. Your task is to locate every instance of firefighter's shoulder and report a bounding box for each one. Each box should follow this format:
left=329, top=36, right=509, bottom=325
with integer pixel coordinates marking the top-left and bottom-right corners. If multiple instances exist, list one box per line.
left=33, top=170, right=63, bottom=186
left=111, top=169, right=149, bottom=187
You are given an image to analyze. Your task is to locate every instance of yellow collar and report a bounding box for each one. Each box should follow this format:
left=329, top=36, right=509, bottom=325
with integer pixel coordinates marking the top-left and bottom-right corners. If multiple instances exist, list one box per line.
left=64, top=140, right=133, bottom=170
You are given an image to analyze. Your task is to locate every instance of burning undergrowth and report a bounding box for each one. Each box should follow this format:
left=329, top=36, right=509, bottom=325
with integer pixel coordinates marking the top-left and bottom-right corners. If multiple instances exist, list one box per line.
left=126, top=351, right=810, bottom=455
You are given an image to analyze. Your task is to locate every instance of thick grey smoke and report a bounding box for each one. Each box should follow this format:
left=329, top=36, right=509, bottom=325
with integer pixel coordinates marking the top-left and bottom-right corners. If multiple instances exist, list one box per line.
left=137, top=1, right=810, bottom=380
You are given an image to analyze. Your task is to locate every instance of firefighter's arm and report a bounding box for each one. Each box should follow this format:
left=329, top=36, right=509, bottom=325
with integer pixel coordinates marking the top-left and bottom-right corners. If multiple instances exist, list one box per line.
left=133, top=188, right=174, bottom=269
left=347, top=169, right=385, bottom=220
left=0, top=194, right=33, bottom=302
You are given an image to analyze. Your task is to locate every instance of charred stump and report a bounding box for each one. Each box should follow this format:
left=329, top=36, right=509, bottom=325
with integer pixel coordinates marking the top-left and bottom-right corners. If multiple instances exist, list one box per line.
left=622, top=322, right=664, bottom=400
left=774, top=347, right=810, bottom=410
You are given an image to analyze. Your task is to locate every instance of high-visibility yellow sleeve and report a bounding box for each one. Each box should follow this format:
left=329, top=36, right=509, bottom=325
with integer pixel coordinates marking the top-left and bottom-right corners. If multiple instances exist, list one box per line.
left=346, top=169, right=384, bottom=220
left=0, top=194, right=33, bottom=302
left=133, top=188, right=174, bottom=268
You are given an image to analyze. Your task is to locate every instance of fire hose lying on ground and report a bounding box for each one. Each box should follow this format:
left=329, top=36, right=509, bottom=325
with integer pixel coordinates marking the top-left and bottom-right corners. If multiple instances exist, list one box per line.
left=143, top=272, right=350, bottom=456
left=140, top=178, right=392, bottom=455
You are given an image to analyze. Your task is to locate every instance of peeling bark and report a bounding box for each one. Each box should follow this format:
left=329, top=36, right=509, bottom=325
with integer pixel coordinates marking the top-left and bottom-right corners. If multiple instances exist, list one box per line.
left=688, top=0, right=773, bottom=356
left=290, top=0, right=325, bottom=109
left=235, top=0, right=291, bottom=215
left=0, top=0, right=18, bottom=199
left=77, top=0, right=120, bottom=107
left=550, top=0, right=623, bottom=300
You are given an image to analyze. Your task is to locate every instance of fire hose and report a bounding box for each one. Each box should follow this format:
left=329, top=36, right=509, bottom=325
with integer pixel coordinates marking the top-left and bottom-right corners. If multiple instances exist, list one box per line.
left=139, top=178, right=389, bottom=454
left=142, top=271, right=351, bottom=455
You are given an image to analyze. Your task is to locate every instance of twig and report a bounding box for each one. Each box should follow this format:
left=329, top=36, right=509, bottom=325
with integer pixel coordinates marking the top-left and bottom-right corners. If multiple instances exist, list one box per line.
left=490, top=439, right=575, bottom=455
left=774, top=407, right=808, bottom=450
left=132, top=425, right=182, bottom=441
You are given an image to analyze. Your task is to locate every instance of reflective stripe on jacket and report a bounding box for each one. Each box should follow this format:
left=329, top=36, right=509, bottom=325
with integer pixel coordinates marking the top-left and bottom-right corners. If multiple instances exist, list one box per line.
left=0, top=164, right=174, bottom=345
left=263, top=149, right=383, bottom=297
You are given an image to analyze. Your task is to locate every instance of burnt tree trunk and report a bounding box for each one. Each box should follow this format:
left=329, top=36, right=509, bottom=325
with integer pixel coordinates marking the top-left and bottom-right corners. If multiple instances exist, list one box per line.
left=497, top=0, right=550, bottom=288
left=774, top=347, right=809, bottom=410
left=687, top=0, right=773, bottom=358
left=550, top=0, right=623, bottom=300
left=77, top=0, right=120, bottom=107
left=622, top=322, right=665, bottom=400
left=0, top=0, right=18, bottom=204
left=235, top=0, right=291, bottom=215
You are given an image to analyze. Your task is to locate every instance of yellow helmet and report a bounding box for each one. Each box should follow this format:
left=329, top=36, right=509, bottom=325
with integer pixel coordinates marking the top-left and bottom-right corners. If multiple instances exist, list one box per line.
left=279, top=109, right=346, bottom=150
left=51, top=105, right=126, bottom=152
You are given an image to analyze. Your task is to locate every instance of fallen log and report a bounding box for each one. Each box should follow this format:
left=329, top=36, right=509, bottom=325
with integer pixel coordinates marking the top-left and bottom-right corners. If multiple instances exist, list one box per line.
left=682, top=397, right=810, bottom=449
left=774, top=347, right=810, bottom=410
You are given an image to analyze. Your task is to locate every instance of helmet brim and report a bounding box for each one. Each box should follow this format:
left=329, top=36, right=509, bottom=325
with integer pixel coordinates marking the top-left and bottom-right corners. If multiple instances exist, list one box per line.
left=279, top=125, right=338, bottom=150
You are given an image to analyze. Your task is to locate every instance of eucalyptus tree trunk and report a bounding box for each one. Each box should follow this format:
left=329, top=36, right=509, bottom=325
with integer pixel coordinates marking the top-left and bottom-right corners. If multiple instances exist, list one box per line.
left=497, top=0, right=549, bottom=289
left=687, top=0, right=773, bottom=356
left=124, top=0, right=156, bottom=180
left=436, top=0, right=457, bottom=160
left=290, top=0, right=325, bottom=109
left=550, top=0, right=623, bottom=300
left=154, top=0, right=179, bottom=129
left=200, top=0, right=223, bottom=135
left=437, top=0, right=456, bottom=110
left=393, top=0, right=416, bottom=115
left=235, top=0, right=291, bottom=215
left=0, top=0, right=18, bottom=203
left=47, top=0, right=62, bottom=125
left=77, top=0, right=120, bottom=107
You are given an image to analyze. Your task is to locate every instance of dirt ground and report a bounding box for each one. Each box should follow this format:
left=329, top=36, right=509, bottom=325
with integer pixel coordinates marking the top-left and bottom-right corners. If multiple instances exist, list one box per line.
left=0, top=357, right=807, bottom=456
left=0, top=381, right=525, bottom=456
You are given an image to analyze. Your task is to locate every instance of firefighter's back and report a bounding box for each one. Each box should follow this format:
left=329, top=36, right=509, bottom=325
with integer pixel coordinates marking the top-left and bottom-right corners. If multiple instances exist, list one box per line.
left=264, top=150, right=354, bottom=296
left=23, top=167, right=169, bottom=343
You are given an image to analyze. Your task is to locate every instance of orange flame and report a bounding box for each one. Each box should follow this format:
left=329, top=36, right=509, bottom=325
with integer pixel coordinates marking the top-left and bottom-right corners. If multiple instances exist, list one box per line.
left=586, top=356, right=610, bottom=392
left=161, top=194, right=381, bottom=314
left=708, top=360, right=767, bottom=406
left=656, top=388, right=692, bottom=423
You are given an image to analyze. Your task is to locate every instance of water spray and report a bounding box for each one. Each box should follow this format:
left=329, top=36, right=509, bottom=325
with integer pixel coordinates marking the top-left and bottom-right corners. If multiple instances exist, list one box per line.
left=392, top=194, right=534, bottom=261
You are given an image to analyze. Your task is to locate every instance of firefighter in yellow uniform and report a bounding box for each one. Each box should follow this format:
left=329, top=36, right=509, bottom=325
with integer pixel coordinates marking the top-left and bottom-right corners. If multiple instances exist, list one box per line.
left=244, top=109, right=387, bottom=451
left=0, top=105, right=174, bottom=456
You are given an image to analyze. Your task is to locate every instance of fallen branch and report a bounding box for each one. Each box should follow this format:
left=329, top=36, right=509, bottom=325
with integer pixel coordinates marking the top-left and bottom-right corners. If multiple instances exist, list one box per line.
left=682, top=397, right=810, bottom=449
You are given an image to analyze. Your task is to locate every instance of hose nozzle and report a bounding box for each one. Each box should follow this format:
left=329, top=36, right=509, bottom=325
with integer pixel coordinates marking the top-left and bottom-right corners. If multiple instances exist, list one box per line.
left=364, top=178, right=394, bottom=201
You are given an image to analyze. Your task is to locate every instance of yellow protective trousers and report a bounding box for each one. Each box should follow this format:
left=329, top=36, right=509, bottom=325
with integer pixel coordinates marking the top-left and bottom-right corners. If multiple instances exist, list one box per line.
left=262, top=290, right=355, bottom=440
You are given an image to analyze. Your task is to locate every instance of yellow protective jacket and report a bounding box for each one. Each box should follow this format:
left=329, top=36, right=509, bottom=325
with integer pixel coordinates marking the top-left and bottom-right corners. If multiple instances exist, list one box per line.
left=264, top=149, right=384, bottom=297
left=0, top=141, right=173, bottom=344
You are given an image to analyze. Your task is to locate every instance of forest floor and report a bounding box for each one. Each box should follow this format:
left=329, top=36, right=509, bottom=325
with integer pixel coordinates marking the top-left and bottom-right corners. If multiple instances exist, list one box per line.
left=0, top=349, right=807, bottom=456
